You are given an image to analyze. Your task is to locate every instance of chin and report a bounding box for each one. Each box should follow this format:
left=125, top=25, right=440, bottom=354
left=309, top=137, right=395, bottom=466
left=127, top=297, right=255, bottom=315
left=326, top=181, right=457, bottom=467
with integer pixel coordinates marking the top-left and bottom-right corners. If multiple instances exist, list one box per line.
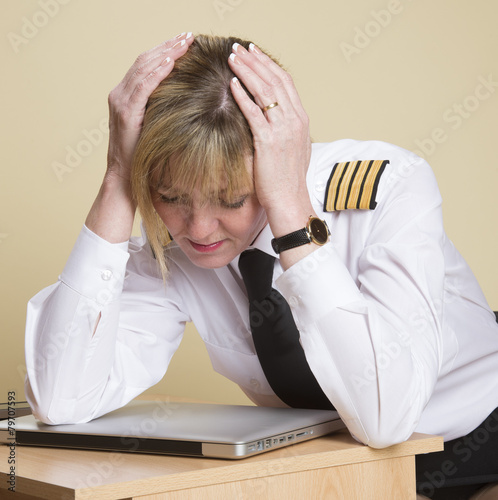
left=184, top=250, right=235, bottom=270
left=191, top=257, right=233, bottom=269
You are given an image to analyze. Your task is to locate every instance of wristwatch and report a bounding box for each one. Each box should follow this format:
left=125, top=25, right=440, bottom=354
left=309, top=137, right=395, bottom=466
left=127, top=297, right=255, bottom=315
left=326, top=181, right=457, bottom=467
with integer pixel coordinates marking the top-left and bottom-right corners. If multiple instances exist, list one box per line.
left=271, top=216, right=330, bottom=254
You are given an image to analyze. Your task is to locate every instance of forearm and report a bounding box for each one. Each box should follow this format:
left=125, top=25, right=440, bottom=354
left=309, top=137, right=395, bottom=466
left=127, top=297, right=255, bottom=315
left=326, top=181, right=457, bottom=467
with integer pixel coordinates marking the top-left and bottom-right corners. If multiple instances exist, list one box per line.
left=277, top=242, right=440, bottom=448
left=85, top=33, right=194, bottom=244
left=25, top=227, right=130, bottom=423
left=85, top=172, right=136, bottom=244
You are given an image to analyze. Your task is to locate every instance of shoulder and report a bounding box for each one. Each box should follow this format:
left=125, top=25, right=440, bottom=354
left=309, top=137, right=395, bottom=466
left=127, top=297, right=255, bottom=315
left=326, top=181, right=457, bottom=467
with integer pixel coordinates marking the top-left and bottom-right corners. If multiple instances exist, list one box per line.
left=309, top=139, right=440, bottom=213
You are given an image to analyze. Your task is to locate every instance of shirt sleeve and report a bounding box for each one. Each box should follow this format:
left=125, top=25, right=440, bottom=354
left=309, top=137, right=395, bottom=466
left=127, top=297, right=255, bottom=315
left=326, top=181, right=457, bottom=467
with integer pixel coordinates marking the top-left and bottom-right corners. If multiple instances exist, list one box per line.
left=25, top=225, right=188, bottom=424
left=276, top=156, right=447, bottom=448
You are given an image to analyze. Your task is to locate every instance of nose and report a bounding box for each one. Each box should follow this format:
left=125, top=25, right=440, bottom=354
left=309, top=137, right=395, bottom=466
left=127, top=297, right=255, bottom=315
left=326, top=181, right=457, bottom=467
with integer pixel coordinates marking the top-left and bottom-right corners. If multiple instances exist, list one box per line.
left=185, top=204, right=220, bottom=242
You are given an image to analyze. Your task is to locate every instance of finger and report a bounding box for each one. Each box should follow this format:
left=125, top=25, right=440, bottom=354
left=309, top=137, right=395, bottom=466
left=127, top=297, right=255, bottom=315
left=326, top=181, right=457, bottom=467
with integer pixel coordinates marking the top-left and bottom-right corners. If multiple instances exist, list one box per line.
left=228, top=49, right=289, bottom=116
left=228, top=44, right=292, bottom=117
left=117, top=33, right=194, bottom=112
left=121, top=32, right=194, bottom=91
left=230, top=76, right=272, bottom=138
left=121, top=52, right=169, bottom=96
left=150, top=31, right=193, bottom=55
left=126, top=57, right=175, bottom=109
left=247, top=43, right=307, bottom=122
left=130, top=32, right=193, bottom=73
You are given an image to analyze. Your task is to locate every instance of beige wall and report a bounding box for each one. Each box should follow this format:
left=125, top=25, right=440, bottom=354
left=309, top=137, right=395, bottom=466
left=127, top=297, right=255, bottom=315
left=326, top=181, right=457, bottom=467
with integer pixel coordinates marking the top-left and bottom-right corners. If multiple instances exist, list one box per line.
left=1, top=0, right=497, bottom=406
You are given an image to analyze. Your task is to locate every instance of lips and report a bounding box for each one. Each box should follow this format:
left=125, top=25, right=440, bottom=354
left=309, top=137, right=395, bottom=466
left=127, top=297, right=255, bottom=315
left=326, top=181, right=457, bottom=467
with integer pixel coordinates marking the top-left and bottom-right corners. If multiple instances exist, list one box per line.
left=189, top=240, right=225, bottom=253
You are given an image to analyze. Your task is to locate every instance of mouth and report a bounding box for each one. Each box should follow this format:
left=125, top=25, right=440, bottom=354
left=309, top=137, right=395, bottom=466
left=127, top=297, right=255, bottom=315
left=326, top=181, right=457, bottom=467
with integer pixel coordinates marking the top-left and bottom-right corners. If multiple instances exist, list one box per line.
left=189, top=240, right=225, bottom=253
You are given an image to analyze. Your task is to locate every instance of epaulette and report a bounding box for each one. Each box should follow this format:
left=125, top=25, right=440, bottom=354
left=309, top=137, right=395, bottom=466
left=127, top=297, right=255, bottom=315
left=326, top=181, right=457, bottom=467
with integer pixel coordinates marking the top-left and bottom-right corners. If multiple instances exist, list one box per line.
left=324, top=159, right=389, bottom=212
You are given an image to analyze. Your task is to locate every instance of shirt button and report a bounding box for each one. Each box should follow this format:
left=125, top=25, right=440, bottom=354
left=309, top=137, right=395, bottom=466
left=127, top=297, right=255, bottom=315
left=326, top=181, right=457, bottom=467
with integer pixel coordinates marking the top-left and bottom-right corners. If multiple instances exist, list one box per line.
left=101, top=269, right=113, bottom=281
left=288, top=296, right=299, bottom=308
left=249, top=378, right=260, bottom=389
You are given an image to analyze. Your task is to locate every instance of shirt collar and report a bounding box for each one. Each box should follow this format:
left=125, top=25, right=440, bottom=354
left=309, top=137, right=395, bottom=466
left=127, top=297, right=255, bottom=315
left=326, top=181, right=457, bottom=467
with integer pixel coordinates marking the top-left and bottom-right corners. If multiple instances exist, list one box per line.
left=230, top=222, right=278, bottom=273
left=246, top=223, right=277, bottom=256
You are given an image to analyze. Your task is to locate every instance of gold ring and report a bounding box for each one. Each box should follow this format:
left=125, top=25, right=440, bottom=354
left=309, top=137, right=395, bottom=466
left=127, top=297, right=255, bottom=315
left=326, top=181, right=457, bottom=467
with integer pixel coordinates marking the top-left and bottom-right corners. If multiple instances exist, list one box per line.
left=262, top=102, right=279, bottom=112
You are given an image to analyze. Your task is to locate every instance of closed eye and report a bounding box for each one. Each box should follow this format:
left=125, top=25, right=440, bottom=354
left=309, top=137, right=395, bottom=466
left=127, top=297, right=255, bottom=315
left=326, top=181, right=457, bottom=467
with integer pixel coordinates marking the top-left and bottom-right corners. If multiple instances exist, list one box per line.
left=159, top=194, right=180, bottom=204
left=220, top=196, right=248, bottom=209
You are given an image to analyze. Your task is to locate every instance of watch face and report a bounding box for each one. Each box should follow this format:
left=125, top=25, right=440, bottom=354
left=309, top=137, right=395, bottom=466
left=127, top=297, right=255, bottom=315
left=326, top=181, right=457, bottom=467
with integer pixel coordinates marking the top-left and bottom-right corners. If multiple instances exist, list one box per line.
left=309, top=218, right=329, bottom=245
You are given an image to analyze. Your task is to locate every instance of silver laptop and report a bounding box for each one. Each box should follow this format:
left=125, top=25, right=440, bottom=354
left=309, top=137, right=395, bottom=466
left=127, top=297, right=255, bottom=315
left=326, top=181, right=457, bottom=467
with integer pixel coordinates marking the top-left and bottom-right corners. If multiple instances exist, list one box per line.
left=0, top=400, right=344, bottom=459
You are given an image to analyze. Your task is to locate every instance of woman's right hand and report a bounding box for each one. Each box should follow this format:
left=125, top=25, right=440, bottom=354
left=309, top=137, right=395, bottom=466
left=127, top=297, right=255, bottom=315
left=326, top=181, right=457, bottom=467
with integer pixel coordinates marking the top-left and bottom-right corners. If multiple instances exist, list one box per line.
left=106, top=32, right=194, bottom=182
left=86, top=33, right=194, bottom=243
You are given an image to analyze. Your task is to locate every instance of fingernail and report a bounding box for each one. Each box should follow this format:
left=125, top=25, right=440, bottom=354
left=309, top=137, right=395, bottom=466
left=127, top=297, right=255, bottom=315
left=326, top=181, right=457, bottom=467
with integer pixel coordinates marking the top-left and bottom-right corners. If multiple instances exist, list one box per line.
left=249, top=43, right=262, bottom=54
left=162, top=56, right=171, bottom=65
left=175, top=32, right=186, bottom=39
left=173, top=39, right=186, bottom=49
left=186, top=32, right=193, bottom=39
left=232, top=42, right=240, bottom=53
left=231, top=76, right=241, bottom=88
left=229, top=53, right=242, bottom=65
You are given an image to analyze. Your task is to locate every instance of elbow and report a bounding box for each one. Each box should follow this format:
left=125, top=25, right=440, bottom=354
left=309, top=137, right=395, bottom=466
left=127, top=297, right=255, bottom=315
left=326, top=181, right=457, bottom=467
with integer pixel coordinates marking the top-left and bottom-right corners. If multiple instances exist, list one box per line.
left=31, top=409, right=66, bottom=426
left=345, top=394, right=422, bottom=449
left=30, top=405, right=84, bottom=426
left=25, top=377, right=52, bottom=424
left=351, top=426, right=411, bottom=449
left=365, top=420, right=416, bottom=449
left=24, top=377, right=50, bottom=424
left=347, top=414, right=416, bottom=449
left=364, top=432, right=407, bottom=449
left=25, top=387, right=60, bottom=425
left=29, top=406, right=91, bottom=426
left=25, top=378, right=89, bottom=425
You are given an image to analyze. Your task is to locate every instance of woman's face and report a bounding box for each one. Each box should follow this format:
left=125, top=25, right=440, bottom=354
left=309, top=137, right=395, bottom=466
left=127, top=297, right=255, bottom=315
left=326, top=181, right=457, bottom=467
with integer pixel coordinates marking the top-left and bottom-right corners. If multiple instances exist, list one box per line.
left=151, top=165, right=267, bottom=269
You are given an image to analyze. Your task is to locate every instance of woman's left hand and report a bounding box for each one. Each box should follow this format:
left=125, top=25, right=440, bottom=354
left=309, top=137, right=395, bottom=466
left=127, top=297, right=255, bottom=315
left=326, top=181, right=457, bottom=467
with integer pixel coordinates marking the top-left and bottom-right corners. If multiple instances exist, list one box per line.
left=228, top=43, right=316, bottom=240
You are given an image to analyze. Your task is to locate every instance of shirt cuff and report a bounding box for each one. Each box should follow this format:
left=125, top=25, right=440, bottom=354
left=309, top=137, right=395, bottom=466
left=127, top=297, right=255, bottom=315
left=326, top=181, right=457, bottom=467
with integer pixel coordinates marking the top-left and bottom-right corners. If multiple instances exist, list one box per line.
left=59, top=225, right=130, bottom=304
left=276, top=242, right=363, bottom=328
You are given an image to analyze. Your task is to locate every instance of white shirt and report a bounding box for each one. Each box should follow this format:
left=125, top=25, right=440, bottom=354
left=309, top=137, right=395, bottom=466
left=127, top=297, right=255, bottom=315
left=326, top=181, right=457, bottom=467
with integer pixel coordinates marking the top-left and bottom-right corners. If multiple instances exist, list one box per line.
left=25, top=139, right=498, bottom=448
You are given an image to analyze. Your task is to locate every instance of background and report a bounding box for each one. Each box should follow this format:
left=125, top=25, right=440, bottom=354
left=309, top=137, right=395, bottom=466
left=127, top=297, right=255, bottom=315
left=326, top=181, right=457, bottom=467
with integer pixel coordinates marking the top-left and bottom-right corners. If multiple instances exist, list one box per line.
left=1, top=0, right=497, bottom=407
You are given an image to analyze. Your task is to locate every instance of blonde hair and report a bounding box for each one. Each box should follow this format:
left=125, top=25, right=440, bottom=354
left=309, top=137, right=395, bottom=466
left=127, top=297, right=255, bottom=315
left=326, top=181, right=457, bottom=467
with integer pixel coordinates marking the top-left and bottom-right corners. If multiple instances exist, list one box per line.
left=132, top=34, right=264, bottom=278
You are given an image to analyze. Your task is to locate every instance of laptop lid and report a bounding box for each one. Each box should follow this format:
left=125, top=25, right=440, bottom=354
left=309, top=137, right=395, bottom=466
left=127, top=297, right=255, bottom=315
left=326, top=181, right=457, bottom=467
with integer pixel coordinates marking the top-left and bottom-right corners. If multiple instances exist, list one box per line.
left=0, top=400, right=345, bottom=459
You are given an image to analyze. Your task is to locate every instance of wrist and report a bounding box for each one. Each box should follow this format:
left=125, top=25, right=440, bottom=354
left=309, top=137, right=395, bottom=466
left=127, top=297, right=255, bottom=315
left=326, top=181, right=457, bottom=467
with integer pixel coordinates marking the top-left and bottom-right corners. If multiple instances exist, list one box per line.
left=266, top=201, right=315, bottom=239
left=271, top=215, right=330, bottom=254
left=267, top=208, right=330, bottom=271
left=85, top=173, right=136, bottom=244
left=103, top=167, right=132, bottom=190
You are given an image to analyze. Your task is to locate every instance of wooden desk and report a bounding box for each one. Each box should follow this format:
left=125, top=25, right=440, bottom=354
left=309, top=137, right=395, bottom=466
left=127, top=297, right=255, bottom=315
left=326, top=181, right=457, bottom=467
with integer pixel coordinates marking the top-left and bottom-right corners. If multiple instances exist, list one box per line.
left=0, top=424, right=441, bottom=500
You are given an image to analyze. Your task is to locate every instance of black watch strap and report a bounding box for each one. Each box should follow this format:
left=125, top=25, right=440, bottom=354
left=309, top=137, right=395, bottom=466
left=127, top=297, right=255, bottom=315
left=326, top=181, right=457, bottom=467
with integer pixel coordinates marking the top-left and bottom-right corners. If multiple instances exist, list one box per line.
left=271, top=228, right=311, bottom=254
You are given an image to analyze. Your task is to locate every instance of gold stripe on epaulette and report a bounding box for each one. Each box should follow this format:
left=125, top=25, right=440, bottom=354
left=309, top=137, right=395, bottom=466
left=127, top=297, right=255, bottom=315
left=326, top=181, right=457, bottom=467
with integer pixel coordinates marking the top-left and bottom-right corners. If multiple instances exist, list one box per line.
left=324, top=159, right=389, bottom=211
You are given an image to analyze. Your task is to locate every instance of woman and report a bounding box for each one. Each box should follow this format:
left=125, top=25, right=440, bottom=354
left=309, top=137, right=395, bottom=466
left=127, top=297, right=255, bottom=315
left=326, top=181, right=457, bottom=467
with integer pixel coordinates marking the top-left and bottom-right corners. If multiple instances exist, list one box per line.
left=25, top=33, right=498, bottom=499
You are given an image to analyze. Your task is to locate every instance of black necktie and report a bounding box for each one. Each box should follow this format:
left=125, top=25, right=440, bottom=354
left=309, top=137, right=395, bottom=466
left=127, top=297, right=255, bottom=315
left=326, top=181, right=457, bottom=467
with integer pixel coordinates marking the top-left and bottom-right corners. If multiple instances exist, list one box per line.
left=238, top=249, right=334, bottom=410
